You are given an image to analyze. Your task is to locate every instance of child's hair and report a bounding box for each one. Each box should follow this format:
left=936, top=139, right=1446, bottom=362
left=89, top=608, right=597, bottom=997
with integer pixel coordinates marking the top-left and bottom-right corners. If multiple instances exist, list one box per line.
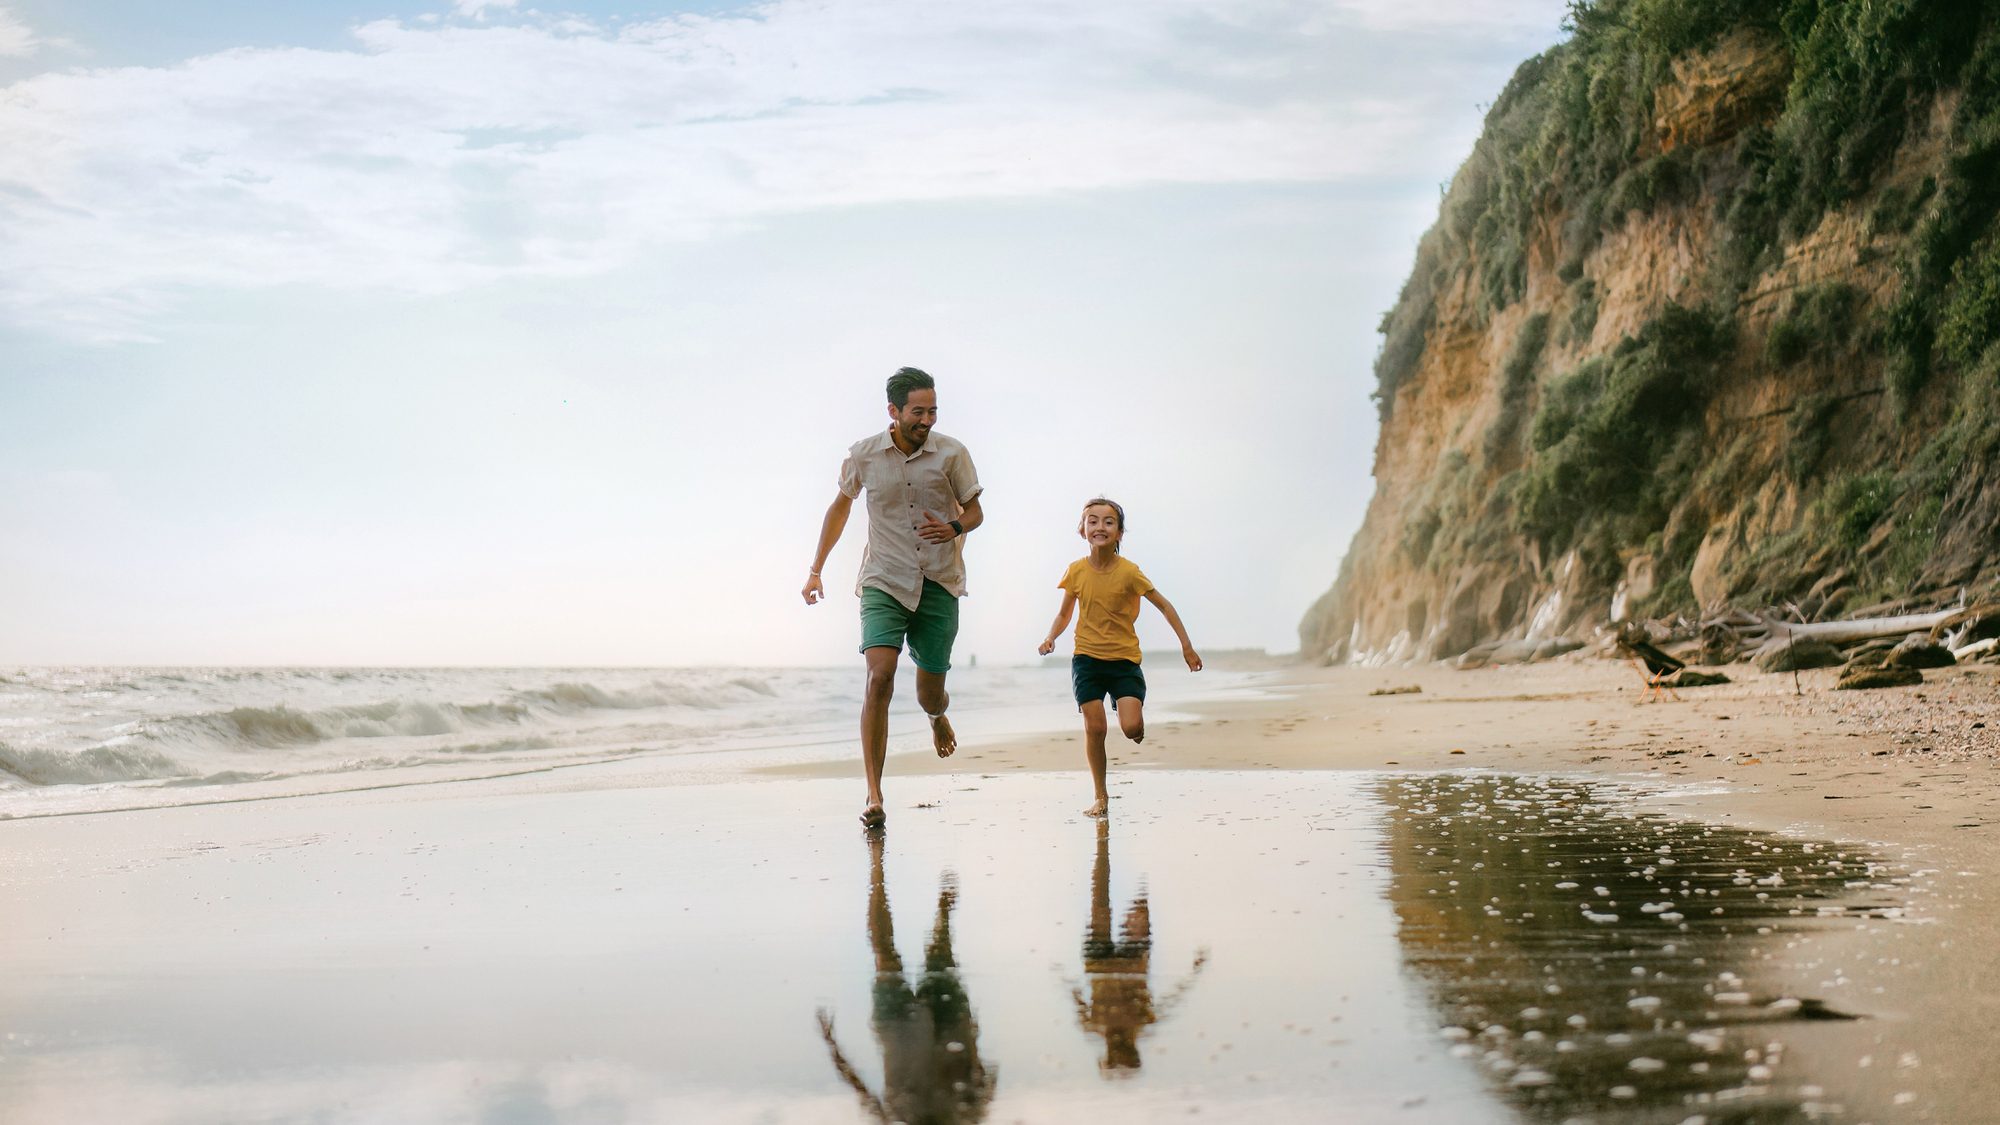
left=1079, top=497, right=1126, bottom=552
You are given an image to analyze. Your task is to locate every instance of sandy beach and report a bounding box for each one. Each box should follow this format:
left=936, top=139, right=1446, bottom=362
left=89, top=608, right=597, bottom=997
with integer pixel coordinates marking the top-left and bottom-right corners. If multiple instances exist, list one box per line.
left=2, top=659, right=1996, bottom=1123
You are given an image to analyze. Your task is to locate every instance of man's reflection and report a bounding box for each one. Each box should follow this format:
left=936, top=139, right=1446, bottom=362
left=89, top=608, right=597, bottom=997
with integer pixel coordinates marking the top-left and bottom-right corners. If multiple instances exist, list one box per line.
left=818, top=831, right=996, bottom=1123
left=1072, top=818, right=1206, bottom=1074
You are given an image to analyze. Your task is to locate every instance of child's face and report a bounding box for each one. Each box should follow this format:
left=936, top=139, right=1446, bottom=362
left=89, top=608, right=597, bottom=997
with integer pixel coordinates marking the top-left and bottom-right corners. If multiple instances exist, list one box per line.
left=1079, top=504, right=1123, bottom=549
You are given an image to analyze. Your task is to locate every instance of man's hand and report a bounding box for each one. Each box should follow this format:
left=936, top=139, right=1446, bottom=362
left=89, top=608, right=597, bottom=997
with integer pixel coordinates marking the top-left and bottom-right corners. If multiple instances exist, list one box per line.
left=917, top=510, right=959, bottom=544
left=802, top=572, right=826, bottom=605
left=1038, top=638, right=1055, bottom=656
left=1183, top=646, right=1203, bottom=672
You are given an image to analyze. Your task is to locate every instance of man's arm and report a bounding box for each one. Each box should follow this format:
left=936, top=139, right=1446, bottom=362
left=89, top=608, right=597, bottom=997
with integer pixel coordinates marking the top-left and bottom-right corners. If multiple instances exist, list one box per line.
left=803, top=491, right=854, bottom=605
left=1038, top=590, right=1078, bottom=655
left=918, top=494, right=984, bottom=543
left=1141, top=589, right=1202, bottom=671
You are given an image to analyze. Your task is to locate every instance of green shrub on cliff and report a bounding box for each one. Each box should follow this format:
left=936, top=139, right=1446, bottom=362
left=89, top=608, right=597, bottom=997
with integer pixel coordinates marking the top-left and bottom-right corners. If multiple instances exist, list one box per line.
left=1515, top=303, right=1733, bottom=554
left=1765, top=282, right=1862, bottom=367
left=1784, top=391, right=1841, bottom=481
left=1758, top=1, right=1984, bottom=236
left=1939, top=238, right=2000, bottom=371
left=1819, top=471, right=1895, bottom=550
left=1564, top=277, right=1601, bottom=344
left=1483, top=312, right=1552, bottom=468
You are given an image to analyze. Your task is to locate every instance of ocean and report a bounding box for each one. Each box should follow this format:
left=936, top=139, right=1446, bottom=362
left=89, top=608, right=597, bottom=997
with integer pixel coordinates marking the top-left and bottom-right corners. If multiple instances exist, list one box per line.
left=0, top=663, right=1236, bottom=817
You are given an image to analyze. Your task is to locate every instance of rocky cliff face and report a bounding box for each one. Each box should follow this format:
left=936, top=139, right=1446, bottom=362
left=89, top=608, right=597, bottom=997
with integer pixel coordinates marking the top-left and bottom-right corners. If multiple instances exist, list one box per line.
left=1302, top=1, right=2000, bottom=664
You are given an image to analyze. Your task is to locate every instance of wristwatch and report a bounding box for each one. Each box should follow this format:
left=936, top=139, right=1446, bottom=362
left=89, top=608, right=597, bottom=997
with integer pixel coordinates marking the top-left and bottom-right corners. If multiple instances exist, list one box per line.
left=948, top=519, right=964, bottom=537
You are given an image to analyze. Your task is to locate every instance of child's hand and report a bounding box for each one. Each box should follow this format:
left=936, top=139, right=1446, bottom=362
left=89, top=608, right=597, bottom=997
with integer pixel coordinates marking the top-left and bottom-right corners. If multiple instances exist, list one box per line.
left=1183, top=646, right=1203, bottom=672
left=1038, top=639, right=1055, bottom=656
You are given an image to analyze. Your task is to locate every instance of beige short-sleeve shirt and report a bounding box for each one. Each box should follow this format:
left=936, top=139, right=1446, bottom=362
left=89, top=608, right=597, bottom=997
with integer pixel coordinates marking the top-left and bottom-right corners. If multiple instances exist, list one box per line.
left=837, top=429, right=982, bottom=610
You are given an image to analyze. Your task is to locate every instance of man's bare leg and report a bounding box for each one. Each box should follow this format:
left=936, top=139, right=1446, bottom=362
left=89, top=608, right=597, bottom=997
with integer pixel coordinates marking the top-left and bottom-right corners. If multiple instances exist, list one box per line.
left=860, top=646, right=900, bottom=826
left=1081, top=700, right=1110, bottom=816
left=915, top=668, right=956, bottom=757
left=1115, top=696, right=1145, bottom=745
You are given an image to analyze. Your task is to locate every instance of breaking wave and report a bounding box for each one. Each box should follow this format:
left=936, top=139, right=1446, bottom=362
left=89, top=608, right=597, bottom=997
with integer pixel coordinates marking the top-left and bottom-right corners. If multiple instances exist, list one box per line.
left=0, top=669, right=799, bottom=793
left=0, top=740, right=188, bottom=785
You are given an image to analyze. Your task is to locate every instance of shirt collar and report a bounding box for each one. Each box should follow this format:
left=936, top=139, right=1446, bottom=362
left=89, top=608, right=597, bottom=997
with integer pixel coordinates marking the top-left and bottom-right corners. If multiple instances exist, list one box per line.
left=876, top=426, right=934, bottom=459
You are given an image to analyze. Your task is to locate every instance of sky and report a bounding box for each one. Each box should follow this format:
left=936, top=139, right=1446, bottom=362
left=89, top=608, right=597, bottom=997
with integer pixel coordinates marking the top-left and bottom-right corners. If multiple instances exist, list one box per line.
left=0, top=0, right=1571, bottom=667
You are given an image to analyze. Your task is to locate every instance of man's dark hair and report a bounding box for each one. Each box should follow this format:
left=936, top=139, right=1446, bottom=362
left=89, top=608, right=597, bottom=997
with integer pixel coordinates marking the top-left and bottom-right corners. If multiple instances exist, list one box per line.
left=886, top=367, right=935, bottom=408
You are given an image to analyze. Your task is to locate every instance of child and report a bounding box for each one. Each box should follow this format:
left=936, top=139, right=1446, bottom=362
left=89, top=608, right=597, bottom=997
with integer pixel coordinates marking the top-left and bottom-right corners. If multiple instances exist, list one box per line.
left=1037, top=498, right=1202, bottom=816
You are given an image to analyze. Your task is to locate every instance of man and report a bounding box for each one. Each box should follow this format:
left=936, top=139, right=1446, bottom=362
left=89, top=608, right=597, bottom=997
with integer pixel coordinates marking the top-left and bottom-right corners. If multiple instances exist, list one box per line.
left=803, top=367, right=984, bottom=828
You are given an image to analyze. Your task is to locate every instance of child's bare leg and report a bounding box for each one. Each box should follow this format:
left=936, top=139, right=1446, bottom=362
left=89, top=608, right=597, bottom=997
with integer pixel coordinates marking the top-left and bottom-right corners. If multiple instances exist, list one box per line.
left=1081, top=700, right=1110, bottom=816
left=1116, top=696, right=1144, bottom=744
left=914, top=669, right=956, bottom=757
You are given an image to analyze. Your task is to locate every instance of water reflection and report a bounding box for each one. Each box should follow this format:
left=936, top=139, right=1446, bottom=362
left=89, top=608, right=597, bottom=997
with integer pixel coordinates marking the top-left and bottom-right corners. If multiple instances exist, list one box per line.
left=1071, top=818, right=1208, bottom=1075
left=1385, top=774, right=1902, bottom=1122
left=817, top=830, right=997, bottom=1124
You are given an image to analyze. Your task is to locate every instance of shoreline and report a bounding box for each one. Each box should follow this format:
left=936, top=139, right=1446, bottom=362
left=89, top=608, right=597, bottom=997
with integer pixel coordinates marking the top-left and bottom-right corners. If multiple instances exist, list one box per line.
left=782, top=659, right=1999, bottom=852
left=3, top=658, right=1996, bottom=1120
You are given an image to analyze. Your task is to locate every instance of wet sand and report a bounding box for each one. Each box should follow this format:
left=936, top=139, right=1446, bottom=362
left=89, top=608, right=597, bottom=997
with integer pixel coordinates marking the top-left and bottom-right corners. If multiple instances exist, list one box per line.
left=0, top=659, right=1994, bottom=1122
left=784, top=657, right=2000, bottom=1121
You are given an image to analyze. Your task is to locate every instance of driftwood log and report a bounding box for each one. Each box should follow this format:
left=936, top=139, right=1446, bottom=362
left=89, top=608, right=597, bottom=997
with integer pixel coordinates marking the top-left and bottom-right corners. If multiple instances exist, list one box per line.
left=1700, top=607, right=1960, bottom=663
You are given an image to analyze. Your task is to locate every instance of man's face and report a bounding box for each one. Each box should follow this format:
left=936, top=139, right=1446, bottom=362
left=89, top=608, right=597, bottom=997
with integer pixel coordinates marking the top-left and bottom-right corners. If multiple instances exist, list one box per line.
left=889, top=388, right=939, bottom=450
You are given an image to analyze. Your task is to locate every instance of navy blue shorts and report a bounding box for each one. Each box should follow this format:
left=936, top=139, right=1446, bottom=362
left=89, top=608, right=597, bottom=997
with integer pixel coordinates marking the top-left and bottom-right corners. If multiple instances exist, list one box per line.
left=1071, top=654, right=1146, bottom=708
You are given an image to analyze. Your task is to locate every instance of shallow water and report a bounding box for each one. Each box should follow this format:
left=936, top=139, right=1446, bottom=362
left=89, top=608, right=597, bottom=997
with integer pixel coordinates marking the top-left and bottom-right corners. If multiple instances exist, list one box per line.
left=1386, top=774, right=1913, bottom=1123
left=0, top=664, right=1253, bottom=816
left=0, top=769, right=1933, bottom=1123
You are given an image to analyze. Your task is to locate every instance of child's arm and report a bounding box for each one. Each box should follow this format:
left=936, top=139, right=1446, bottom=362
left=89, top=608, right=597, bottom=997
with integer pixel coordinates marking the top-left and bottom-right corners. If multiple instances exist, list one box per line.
left=1038, top=592, right=1078, bottom=656
left=1142, top=589, right=1202, bottom=671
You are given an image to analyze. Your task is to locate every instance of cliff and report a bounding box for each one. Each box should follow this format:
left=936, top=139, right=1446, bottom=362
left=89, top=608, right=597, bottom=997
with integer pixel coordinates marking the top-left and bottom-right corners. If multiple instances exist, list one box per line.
left=1302, top=0, right=2000, bottom=664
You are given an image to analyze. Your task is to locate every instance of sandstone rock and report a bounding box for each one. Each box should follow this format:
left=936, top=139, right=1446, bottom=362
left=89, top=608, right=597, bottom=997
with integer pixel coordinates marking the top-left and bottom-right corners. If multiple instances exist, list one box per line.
left=1653, top=29, right=1791, bottom=152
left=1533, top=638, right=1586, bottom=661
left=1888, top=633, right=1956, bottom=669
left=1845, top=646, right=1889, bottom=669
left=1455, top=641, right=1500, bottom=670
left=1487, top=640, right=1543, bottom=665
left=1836, top=664, right=1922, bottom=690
left=1756, top=638, right=1843, bottom=672
left=1612, top=555, right=1656, bottom=622
left=1689, top=527, right=1734, bottom=611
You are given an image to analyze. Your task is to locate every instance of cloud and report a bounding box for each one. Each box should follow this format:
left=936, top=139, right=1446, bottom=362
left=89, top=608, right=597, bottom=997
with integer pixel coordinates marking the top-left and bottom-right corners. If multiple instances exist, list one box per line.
left=1327, top=0, right=1565, bottom=34
left=452, top=0, right=520, bottom=18
left=0, top=0, right=1561, bottom=340
left=0, top=6, right=38, bottom=56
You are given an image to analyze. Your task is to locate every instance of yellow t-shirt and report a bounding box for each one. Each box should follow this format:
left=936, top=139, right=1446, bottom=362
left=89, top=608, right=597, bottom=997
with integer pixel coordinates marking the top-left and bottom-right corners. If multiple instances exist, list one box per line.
left=1059, top=556, right=1155, bottom=663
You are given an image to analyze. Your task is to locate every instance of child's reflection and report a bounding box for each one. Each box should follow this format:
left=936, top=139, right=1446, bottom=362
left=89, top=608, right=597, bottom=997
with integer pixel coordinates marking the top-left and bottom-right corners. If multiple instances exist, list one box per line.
left=818, top=831, right=996, bottom=1123
left=1072, top=818, right=1207, bottom=1074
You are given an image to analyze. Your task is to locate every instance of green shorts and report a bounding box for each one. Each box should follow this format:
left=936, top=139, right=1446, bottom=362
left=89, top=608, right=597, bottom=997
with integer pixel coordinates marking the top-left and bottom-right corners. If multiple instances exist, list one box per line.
left=859, top=580, right=959, bottom=674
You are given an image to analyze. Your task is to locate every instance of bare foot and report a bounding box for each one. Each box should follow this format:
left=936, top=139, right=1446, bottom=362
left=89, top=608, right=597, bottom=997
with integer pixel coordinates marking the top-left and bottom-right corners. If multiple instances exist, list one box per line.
left=929, top=713, right=957, bottom=758
left=1083, top=798, right=1108, bottom=818
left=859, top=803, right=885, bottom=828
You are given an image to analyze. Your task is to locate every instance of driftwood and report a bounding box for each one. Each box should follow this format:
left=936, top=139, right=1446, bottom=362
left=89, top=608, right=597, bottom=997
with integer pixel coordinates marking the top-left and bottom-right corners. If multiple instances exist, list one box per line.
left=1938, top=603, right=2000, bottom=650
left=1701, top=607, right=1960, bottom=663
left=1954, top=637, right=1999, bottom=661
